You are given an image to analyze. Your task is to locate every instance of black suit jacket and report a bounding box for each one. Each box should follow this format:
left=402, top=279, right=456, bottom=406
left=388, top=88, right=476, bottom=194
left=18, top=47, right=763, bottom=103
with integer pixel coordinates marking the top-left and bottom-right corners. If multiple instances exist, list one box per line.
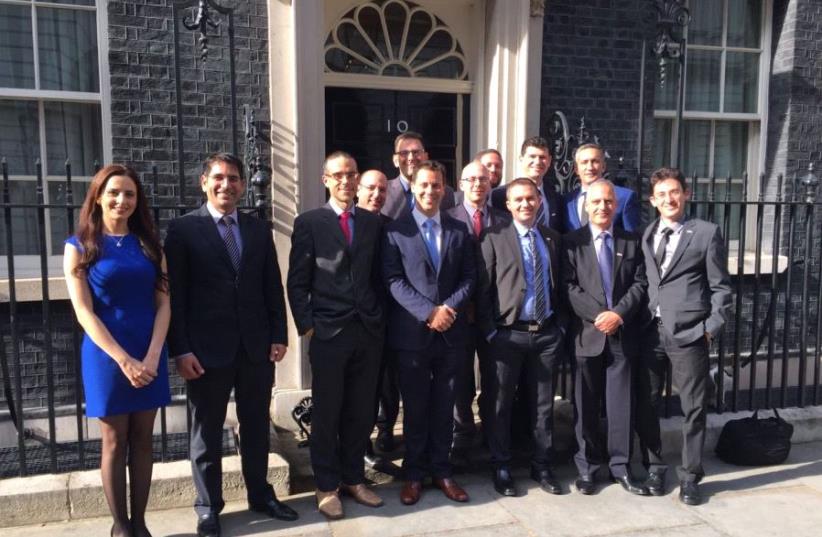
left=381, top=176, right=456, bottom=220
left=165, top=204, right=287, bottom=367
left=490, top=182, right=564, bottom=232
left=563, top=226, right=647, bottom=357
left=287, top=203, right=384, bottom=340
left=476, top=220, right=567, bottom=337
left=642, top=217, right=732, bottom=345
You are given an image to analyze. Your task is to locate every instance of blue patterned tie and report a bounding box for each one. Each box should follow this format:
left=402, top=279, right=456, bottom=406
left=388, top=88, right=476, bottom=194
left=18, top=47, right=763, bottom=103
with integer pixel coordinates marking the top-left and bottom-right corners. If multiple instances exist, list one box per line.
left=221, top=215, right=241, bottom=272
left=422, top=219, right=440, bottom=271
left=598, top=232, right=613, bottom=309
left=530, top=230, right=547, bottom=322
left=405, top=187, right=415, bottom=210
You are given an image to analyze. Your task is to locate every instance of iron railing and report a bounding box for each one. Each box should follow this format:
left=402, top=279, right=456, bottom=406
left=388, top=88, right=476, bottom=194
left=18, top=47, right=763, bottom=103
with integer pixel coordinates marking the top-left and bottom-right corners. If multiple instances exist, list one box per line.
left=0, top=157, right=820, bottom=478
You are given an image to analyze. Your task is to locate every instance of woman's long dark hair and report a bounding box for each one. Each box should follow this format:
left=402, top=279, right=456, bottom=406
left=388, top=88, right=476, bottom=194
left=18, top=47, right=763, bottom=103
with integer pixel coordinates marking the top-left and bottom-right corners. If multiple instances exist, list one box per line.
left=73, top=165, right=166, bottom=290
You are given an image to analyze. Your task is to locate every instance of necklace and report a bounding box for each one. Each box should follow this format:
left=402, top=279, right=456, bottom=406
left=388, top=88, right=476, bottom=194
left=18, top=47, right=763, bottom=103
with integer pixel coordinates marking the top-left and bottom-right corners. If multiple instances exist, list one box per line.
left=109, top=234, right=128, bottom=247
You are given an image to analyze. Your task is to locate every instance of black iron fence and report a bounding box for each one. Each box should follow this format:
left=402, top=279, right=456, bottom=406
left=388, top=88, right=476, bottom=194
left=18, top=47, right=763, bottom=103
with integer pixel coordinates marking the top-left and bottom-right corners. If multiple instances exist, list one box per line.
left=0, top=159, right=265, bottom=478
left=1, top=157, right=820, bottom=478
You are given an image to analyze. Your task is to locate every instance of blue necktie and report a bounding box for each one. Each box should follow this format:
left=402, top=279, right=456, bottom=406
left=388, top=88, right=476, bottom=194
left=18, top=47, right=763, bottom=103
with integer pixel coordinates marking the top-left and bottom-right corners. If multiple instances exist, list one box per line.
left=221, top=215, right=240, bottom=272
left=422, top=219, right=440, bottom=271
left=404, top=187, right=415, bottom=210
left=529, top=230, right=547, bottom=322
left=598, top=232, right=613, bottom=309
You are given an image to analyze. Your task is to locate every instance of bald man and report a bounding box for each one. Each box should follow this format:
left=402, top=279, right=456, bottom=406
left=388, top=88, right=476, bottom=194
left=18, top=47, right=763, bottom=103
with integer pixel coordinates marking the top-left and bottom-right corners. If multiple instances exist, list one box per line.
left=446, top=161, right=510, bottom=465
left=357, top=170, right=389, bottom=215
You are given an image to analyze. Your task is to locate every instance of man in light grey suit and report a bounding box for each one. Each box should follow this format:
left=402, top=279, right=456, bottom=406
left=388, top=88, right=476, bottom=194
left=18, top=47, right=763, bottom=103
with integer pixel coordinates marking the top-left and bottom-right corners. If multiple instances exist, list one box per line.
left=634, top=167, right=732, bottom=506
left=382, top=131, right=455, bottom=220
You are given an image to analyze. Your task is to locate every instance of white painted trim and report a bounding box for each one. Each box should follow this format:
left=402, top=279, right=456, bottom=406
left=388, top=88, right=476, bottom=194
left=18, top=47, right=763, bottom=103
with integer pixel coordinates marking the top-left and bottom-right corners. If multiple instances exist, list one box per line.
left=97, top=0, right=112, bottom=163
left=0, top=88, right=101, bottom=101
left=654, top=110, right=760, bottom=121
left=323, top=72, right=472, bottom=93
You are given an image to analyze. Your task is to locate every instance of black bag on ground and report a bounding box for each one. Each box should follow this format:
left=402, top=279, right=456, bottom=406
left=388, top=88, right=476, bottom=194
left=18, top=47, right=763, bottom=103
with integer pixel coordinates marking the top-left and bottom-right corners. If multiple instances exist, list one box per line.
left=715, top=409, right=793, bottom=466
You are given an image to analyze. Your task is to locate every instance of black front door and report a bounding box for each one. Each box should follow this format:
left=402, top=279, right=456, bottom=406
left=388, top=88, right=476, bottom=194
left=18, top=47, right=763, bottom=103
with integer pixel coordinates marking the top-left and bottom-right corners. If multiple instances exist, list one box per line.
left=325, top=87, right=469, bottom=188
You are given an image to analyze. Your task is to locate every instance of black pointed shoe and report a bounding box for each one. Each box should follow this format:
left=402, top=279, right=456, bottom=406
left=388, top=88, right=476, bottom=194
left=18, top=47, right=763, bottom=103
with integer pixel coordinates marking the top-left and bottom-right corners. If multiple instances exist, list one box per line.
left=644, top=471, right=666, bottom=496
left=574, top=475, right=597, bottom=495
left=679, top=480, right=702, bottom=506
left=613, top=475, right=650, bottom=496
left=493, top=467, right=517, bottom=496
left=249, top=498, right=299, bottom=521
left=196, top=512, right=220, bottom=537
left=531, top=468, right=563, bottom=495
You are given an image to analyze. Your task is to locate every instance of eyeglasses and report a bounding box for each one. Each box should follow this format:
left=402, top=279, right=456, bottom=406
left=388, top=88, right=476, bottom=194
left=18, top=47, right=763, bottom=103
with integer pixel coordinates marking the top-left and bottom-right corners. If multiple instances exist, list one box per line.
left=395, top=149, right=425, bottom=158
left=324, top=172, right=358, bottom=181
left=461, top=176, right=490, bottom=185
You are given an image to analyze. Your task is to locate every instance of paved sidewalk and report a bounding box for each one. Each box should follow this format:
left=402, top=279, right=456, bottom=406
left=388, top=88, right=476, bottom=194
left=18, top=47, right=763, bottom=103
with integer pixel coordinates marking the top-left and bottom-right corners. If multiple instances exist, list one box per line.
left=6, top=441, right=822, bottom=537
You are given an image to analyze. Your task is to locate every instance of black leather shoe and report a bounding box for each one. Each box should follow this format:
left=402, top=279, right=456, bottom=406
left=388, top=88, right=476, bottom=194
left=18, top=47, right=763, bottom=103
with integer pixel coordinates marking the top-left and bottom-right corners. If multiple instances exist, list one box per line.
left=575, top=475, right=597, bottom=495
left=377, top=430, right=395, bottom=452
left=531, top=468, right=563, bottom=495
left=613, top=475, right=650, bottom=496
left=644, top=471, right=666, bottom=496
left=249, top=498, right=299, bottom=521
left=196, top=512, right=220, bottom=537
left=493, top=467, right=517, bottom=497
left=679, top=481, right=701, bottom=506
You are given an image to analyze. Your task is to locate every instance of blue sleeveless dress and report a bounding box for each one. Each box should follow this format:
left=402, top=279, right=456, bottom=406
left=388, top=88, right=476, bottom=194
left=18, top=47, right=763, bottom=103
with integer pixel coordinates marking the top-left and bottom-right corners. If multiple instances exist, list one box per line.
left=66, top=234, right=171, bottom=417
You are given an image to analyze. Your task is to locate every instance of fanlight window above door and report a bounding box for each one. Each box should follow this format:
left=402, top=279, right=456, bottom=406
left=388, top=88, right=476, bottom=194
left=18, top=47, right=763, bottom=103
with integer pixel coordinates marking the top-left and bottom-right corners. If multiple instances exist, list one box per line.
left=324, top=0, right=468, bottom=80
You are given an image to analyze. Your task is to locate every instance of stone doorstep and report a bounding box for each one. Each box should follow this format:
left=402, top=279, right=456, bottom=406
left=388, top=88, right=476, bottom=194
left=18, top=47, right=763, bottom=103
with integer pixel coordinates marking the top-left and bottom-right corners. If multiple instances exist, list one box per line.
left=0, top=453, right=289, bottom=529
left=2, top=406, right=821, bottom=529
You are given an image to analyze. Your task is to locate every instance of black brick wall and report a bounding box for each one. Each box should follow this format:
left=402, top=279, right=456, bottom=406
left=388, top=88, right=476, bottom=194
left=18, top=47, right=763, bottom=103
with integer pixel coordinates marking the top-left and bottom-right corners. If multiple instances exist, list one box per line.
left=539, top=0, right=658, bottom=183
left=107, top=0, right=271, bottom=203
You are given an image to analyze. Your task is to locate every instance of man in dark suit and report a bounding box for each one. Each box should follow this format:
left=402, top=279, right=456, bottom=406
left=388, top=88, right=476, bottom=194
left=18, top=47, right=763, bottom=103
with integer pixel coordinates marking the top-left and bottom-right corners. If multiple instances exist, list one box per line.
left=287, top=152, right=385, bottom=519
left=356, top=169, right=400, bottom=463
left=634, top=167, right=732, bottom=506
left=166, top=153, right=298, bottom=537
left=562, top=180, right=649, bottom=496
left=563, top=143, right=641, bottom=232
left=382, top=160, right=476, bottom=505
left=382, top=131, right=456, bottom=220
left=476, top=178, right=567, bottom=497
left=490, top=136, right=563, bottom=232
left=446, top=160, right=510, bottom=465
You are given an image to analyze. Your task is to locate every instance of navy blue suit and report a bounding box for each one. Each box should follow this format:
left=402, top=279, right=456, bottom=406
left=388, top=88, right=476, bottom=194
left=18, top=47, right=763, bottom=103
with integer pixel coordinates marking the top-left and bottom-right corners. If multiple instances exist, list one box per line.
left=563, top=185, right=641, bottom=232
left=382, top=210, right=476, bottom=479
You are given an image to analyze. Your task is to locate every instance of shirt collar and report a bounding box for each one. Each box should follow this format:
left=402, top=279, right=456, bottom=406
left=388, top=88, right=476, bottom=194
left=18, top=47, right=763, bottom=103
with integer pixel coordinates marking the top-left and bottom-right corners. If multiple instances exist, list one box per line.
left=589, top=223, right=614, bottom=238
left=412, top=207, right=441, bottom=228
left=206, top=202, right=239, bottom=225
left=462, top=200, right=489, bottom=218
left=399, top=175, right=411, bottom=192
left=328, top=198, right=355, bottom=216
left=512, top=219, right=536, bottom=237
left=658, top=217, right=685, bottom=235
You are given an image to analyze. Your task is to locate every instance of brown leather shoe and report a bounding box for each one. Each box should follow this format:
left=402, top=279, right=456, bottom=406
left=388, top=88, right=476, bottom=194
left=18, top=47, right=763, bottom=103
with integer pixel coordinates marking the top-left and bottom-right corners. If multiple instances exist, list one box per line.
left=316, top=489, right=344, bottom=520
left=341, top=483, right=384, bottom=507
left=400, top=481, right=423, bottom=505
left=433, top=477, right=469, bottom=502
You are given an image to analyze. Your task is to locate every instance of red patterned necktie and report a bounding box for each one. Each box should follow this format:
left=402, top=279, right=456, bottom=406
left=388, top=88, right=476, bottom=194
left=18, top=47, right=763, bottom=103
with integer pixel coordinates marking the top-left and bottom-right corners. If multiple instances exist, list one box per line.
left=473, top=209, right=483, bottom=237
left=339, top=211, right=352, bottom=244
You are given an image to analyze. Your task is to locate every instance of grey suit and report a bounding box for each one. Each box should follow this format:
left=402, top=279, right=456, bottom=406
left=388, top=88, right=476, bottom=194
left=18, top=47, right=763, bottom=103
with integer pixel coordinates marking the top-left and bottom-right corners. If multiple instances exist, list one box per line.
left=476, top=220, right=567, bottom=470
left=635, top=217, right=732, bottom=482
left=563, top=226, right=646, bottom=478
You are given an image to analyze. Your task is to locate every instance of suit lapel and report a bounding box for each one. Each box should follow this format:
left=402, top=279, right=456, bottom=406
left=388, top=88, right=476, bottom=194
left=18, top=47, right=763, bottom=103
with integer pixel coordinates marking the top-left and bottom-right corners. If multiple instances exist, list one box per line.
left=613, top=229, right=627, bottom=278
left=644, top=219, right=662, bottom=281
left=407, top=214, right=436, bottom=274
left=198, top=205, right=237, bottom=273
left=322, top=204, right=349, bottom=251
left=504, top=223, right=526, bottom=283
left=439, top=218, right=454, bottom=275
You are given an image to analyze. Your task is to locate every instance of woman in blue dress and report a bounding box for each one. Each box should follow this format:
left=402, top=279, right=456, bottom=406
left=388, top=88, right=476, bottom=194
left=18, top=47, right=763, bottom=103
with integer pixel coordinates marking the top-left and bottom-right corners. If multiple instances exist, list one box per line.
left=63, top=164, right=170, bottom=537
